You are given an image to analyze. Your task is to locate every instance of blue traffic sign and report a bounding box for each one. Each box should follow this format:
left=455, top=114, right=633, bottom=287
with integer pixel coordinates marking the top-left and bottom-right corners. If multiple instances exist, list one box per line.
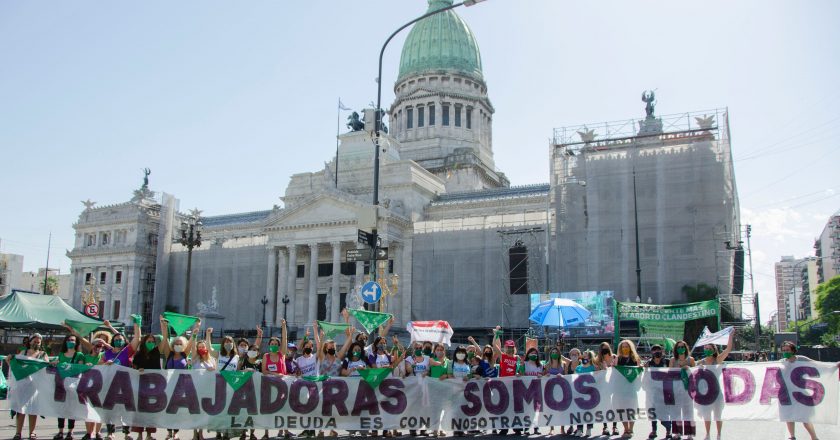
left=360, top=281, right=383, bottom=304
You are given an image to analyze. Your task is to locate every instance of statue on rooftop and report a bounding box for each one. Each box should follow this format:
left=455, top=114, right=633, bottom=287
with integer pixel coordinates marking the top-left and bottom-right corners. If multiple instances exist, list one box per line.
left=142, top=168, right=151, bottom=189
left=347, top=112, right=365, bottom=132
left=642, top=90, right=656, bottom=118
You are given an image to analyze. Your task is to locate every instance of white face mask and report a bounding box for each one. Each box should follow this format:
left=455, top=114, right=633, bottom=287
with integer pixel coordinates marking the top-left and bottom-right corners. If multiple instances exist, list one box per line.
left=247, top=350, right=258, bottom=359
left=224, top=343, right=234, bottom=351
left=571, top=354, right=579, bottom=361
left=238, top=346, right=248, bottom=355
left=455, top=353, right=466, bottom=361
left=173, top=345, right=185, bottom=353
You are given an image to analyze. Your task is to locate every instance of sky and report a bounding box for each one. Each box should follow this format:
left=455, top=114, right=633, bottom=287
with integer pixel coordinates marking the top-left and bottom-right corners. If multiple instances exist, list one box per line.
left=1, top=0, right=838, bottom=324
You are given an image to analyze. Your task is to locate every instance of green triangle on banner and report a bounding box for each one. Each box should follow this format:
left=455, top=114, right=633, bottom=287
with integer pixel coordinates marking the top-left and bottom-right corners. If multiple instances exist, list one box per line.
left=220, top=370, right=253, bottom=392
left=317, top=321, right=351, bottom=339
left=302, top=375, right=330, bottom=382
left=680, top=367, right=691, bottom=390
left=162, top=311, right=200, bottom=336
left=65, top=319, right=102, bottom=337
left=9, top=357, right=49, bottom=380
left=56, top=362, right=94, bottom=379
left=357, top=367, right=392, bottom=389
left=615, top=366, right=642, bottom=383
left=347, top=309, right=393, bottom=334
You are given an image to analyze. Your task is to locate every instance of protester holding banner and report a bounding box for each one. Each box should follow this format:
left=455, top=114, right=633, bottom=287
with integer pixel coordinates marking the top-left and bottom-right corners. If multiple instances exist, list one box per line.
left=616, top=340, right=643, bottom=438
left=405, top=341, right=442, bottom=378
left=669, top=340, right=697, bottom=439
left=697, top=330, right=735, bottom=440
left=546, top=345, right=564, bottom=376
left=780, top=341, right=820, bottom=440
left=429, top=343, right=450, bottom=379
left=573, top=350, right=598, bottom=437
left=51, top=334, right=83, bottom=440
left=191, top=329, right=217, bottom=440
left=342, top=341, right=370, bottom=377
left=646, top=344, right=672, bottom=439
left=596, top=342, right=620, bottom=437
left=262, top=338, right=287, bottom=377
left=368, top=336, right=393, bottom=370
left=238, top=344, right=262, bottom=372
left=127, top=320, right=162, bottom=440
left=100, top=329, right=132, bottom=440
left=318, top=326, right=355, bottom=378
left=216, top=336, right=239, bottom=372
left=161, top=315, right=201, bottom=440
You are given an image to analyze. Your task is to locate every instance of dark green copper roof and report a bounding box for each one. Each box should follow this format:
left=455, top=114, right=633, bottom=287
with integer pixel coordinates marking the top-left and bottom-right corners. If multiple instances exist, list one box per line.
left=397, top=0, right=483, bottom=83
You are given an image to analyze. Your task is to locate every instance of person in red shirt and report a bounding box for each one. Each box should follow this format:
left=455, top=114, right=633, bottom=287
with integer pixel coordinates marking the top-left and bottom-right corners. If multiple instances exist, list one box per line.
left=492, top=335, right=523, bottom=435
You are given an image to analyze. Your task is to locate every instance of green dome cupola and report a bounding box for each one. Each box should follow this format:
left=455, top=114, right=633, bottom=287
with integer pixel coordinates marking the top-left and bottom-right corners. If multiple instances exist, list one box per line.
left=397, top=0, right=484, bottom=83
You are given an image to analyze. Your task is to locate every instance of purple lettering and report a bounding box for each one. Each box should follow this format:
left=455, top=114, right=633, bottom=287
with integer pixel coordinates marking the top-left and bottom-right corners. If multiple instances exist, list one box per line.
left=651, top=370, right=682, bottom=405
left=378, top=379, right=406, bottom=415
left=102, top=371, right=136, bottom=411
left=512, top=378, right=543, bottom=413
left=791, top=366, right=824, bottom=406
left=138, top=373, right=167, bottom=413
left=289, top=380, right=319, bottom=414
left=543, top=376, right=572, bottom=411
left=351, top=382, right=380, bottom=416
left=51, top=370, right=67, bottom=402
left=228, top=375, right=258, bottom=415
left=689, top=369, right=719, bottom=406
left=483, top=380, right=510, bottom=415
left=201, top=375, right=227, bottom=415
left=722, top=368, right=755, bottom=404
left=573, top=375, right=599, bottom=410
left=321, top=379, right=349, bottom=417
left=759, top=367, right=791, bottom=405
left=460, top=381, right=482, bottom=417
left=166, top=373, right=200, bottom=414
left=76, top=369, right=103, bottom=407
left=260, top=376, right=287, bottom=414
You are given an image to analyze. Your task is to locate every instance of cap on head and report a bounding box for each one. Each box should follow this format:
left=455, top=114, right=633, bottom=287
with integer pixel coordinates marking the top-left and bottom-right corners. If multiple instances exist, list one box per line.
left=504, top=340, right=515, bottom=347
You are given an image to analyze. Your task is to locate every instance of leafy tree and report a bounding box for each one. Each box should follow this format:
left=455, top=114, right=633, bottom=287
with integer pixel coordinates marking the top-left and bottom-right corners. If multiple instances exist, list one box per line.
left=815, top=275, right=840, bottom=334
left=40, top=275, right=59, bottom=295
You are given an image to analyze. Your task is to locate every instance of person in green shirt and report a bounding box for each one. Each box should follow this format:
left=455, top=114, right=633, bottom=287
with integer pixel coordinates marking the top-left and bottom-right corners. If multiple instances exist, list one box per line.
left=50, top=335, right=83, bottom=440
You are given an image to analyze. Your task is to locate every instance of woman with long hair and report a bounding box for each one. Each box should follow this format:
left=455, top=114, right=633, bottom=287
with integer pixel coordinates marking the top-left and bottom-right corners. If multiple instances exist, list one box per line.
left=779, top=341, right=820, bottom=440
left=51, top=334, right=83, bottom=440
left=130, top=319, right=163, bottom=440
left=191, top=329, right=217, bottom=440
left=669, top=340, right=697, bottom=440
left=616, top=340, right=642, bottom=438
left=101, top=321, right=132, bottom=440
left=697, top=331, right=734, bottom=440
left=13, top=333, right=48, bottom=440
left=159, top=315, right=200, bottom=440
left=596, top=342, right=619, bottom=436
left=573, top=350, right=598, bottom=437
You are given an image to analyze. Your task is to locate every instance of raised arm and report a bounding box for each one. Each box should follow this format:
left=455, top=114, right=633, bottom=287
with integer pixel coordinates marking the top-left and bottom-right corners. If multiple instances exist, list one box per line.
left=341, top=308, right=350, bottom=324
left=159, top=315, right=172, bottom=356
left=62, top=321, right=93, bottom=351
left=312, top=321, right=322, bottom=354
left=254, top=326, right=264, bottom=349
left=466, top=336, right=481, bottom=351
left=104, top=320, right=122, bottom=338
left=184, top=319, right=201, bottom=354
left=130, top=321, right=142, bottom=351
left=280, top=319, right=288, bottom=356
left=717, top=330, right=735, bottom=364
left=336, top=327, right=356, bottom=359
left=379, top=316, right=394, bottom=337
left=205, top=327, right=215, bottom=356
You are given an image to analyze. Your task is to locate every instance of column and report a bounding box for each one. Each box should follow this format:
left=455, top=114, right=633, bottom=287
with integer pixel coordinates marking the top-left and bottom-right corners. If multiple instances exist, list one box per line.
left=264, top=246, right=277, bottom=327
left=286, top=245, right=297, bottom=326
left=307, top=242, right=319, bottom=324
left=330, top=241, right=341, bottom=321
left=275, top=248, right=288, bottom=326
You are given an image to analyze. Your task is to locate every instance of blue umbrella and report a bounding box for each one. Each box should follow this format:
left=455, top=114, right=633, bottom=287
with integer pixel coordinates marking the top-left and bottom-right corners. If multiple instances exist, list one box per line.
left=528, top=298, right=592, bottom=328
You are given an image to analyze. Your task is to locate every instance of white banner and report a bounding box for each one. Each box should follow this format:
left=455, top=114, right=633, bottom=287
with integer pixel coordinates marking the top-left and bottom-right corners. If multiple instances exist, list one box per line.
left=407, top=321, right=453, bottom=346
left=693, top=326, right=734, bottom=349
left=9, top=362, right=838, bottom=430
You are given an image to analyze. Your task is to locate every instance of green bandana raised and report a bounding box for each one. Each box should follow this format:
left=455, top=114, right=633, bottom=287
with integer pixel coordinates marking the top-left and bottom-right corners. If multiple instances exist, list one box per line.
left=220, top=371, right=253, bottom=392
left=56, top=362, right=94, bottom=379
left=9, top=357, right=49, bottom=380
left=65, top=319, right=102, bottom=337
left=317, top=321, right=351, bottom=339
left=357, top=367, right=392, bottom=389
left=615, top=366, right=642, bottom=383
left=162, top=311, right=200, bottom=336
left=347, top=309, right=393, bottom=334
left=131, top=314, right=143, bottom=326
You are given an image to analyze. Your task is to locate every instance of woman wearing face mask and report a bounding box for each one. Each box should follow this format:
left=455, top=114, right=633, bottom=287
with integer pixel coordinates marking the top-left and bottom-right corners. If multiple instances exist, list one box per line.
left=697, top=331, right=734, bottom=440
left=13, top=333, right=48, bottom=440
left=521, top=348, right=544, bottom=435
left=429, top=343, right=450, bottom=379
left=645, top=345, right=671, bottom=440
left=404, top=342, right=443, bottom=378
left=238, top=344, right=262, bottom=372
left=190, top=329, right=217, bottom=440
left=573, top=350, right=597, bottom=437
left=261, top=320, right=289, bottom=378
left=615, top=340, right=642, bottom=438
left=51, top=334, right=84, bottom=440
left=341, top=341, right=370, bottom=377
left=217, top=336, right=239, bottom=372
left=294, top=324, right=320, bottom=378
left=448, top=346, right=472, bottom=437
left=595, top=342, right=619, bottom=436
left=779, top=342, right=819, bottom=440
left=159, top=316, right=201, bottom=440
left=130, top=320, right=162, bottom=440
left=669, top=341, right=696, bottom=440
left=79, top=338, right=109, bottom=440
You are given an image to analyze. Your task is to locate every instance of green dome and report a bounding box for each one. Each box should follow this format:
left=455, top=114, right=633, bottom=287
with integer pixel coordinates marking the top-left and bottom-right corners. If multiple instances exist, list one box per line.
left=397, top=0, right=483, bottom=83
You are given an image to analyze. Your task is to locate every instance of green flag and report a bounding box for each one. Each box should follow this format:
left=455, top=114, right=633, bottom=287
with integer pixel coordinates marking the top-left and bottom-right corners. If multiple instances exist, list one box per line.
left=317, top=321, right=351, bottom=339
left=131, top=314, right=143, bottom=326
left=302, top=375, right=330, bottom=382
left=639, top=320, right=685, bottom=343
left=347, top=309, right=392, bottom=334
left=65, top=319, right=102, bottom=337
left=162, top=311, right=199, bottom=336
left=9, top=357, right=49, bottom=380
left=663, top=338, right=676, bottom=353
left=220, top=371, right=253, bottom=392
left=614, top=366, right=642, bottom=383
left=357, top=367, right=392, bottom=389
left=680, top=367, right=691, bottom=390
left=56, top=362, right=94, bottom=379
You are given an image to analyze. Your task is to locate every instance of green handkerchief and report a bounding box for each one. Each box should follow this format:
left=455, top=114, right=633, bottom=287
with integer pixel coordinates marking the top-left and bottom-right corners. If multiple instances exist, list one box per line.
left=357, top=367, right=392, bottom=389
left=220, top=370, right=253, bottom=391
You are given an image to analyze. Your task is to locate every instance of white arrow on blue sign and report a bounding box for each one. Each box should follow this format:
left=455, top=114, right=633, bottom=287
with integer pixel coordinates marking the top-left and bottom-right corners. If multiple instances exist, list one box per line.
left=360, top=281, right=383, bottom=304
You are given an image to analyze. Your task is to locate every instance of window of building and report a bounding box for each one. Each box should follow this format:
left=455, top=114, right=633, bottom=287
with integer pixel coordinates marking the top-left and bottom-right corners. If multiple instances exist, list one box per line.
left=100, top=232, right=110, bottom=245
left=466, top=108, right=472, bottom=129
left=509, top=245, right=528, bottom=294
left=398, top=110, right=402, bottom=131
left=85, top=234, right=96, bottom=247
left=113, top=300, right=121, bottom=320
left=442, top=105, right=450, bottom=126
left=98, top=300, right=105, bottom=319
left=85, top=273, right=92, bottom=284
left=340, top=262, right=356, bottom=276
left=115, top=270, right=122, bottom=284
left=406, top=107, right=414, bottom=129
left=455, top=105, right=462, bottom=127
left=297, top=264, right=305, bottom=278
left=317, top=294, right=327, bottom=321
left=115, top=230, right=127, bottom=244
left=340, top=292, right=347, bottom=312
left=318, top=263, right=333, bottom=277
left=429, top=104, right=435, bottom=125
left=99, top=272, right=106, bottom=285
left=417, top=106, right=425, bottom=127
left=388, top=259, right=394, bottom=274
left=148, top=233, right=158, bottom=247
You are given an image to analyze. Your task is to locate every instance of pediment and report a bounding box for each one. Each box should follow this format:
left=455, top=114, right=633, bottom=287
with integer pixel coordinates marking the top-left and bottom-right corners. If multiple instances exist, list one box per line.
left=265, top=193, right=366, bottom=230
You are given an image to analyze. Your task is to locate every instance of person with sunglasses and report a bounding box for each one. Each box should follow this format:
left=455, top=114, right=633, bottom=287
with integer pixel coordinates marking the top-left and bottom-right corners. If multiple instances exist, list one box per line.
left=669, top=340, right=697, bottom=440
left=646, top=345, right=671, bottom=439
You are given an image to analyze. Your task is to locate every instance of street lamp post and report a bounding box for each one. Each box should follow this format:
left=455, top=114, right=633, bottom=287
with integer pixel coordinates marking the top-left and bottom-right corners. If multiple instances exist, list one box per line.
left=178, top=212, right=202, bottom=315
left=371, top=0, right=485, bottom=283
left=260, top=296, right=268, bottom=328
left=282, top=295, right=290, bottom=323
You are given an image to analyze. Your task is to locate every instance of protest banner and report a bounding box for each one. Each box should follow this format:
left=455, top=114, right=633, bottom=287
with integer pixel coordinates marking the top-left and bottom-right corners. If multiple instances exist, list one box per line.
left=693, top=326, right=735, bottom=349
left=614, top=299, right=720, bottom=347
left=9, top=362, right=837, bottom=429
left=407, top=321, right=453, bottom=346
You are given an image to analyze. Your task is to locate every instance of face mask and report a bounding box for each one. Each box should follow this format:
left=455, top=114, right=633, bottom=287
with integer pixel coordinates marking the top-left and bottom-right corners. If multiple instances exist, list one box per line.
left=455, top=353, right=466, bottom=361
left=66, top=341, right=76, bottom=350
left=581, top=358, right=590, bottom=365
left=484, top=351, right=492, bottom=358
left=197, top=348, right=208, bottom=356
left=571, top=354, right=579, bottom=361
left=703, top=349, right=715, bottom=357
left=113, top=339, right=125, bottom=348
left=467, top=352, right=475, bottom=359
left=238, top=347, right=248, bottom=355
left=32, top=343, right=41, bottom=350
left=423, top=348, right=432, bottom=356
left=782, top=352, right=793, bottom=359
left=528, top=354, right=538, bottom=361
left=269, top=345, right=280, bottom=353
left=352, top=351, right=362, bottom=359
left=378, top=345, right=386, bottom=352
left=676, top=347, right=686, bottom=355
left=435, top=351, right=444, bottom=358
left=652, top=352, right=662, bottom=358
left=620, top=348, right=630, bottom=356
left=224, top=343, right=234, bottom=352
left=247, top=350, right=258, bottom=358
left=327, top=348, right=336, bottom=356
left=303, top=347, right=313, bottom=355
left=414, top=349, right=423, bottom=357
left=600, top=349, right=610, bottom=355
left=145, top=341, right=156, bottom=351
left=550, top=353, right=560, bottom=360
left=173, top=345, right=185, bottom=353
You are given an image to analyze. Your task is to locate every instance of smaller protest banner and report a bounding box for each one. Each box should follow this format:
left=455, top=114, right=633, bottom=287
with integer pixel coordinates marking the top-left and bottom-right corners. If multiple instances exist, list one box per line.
left=407, top=321, right=453, bottom=346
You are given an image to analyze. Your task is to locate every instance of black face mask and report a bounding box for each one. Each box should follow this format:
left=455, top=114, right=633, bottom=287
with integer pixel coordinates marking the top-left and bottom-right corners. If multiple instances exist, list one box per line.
left=303, top=347, right=312, bottom=355
left=581, top=359, right=590, bottom=365
left=423, top=348, right=432, bottom=356
left=652, top=352, right=662, bottom=358
left=327, top=348, right=336, bottom=356
left=484, top=351, right=492, bottom=358
left=601, top=349, right=610, bottom=355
